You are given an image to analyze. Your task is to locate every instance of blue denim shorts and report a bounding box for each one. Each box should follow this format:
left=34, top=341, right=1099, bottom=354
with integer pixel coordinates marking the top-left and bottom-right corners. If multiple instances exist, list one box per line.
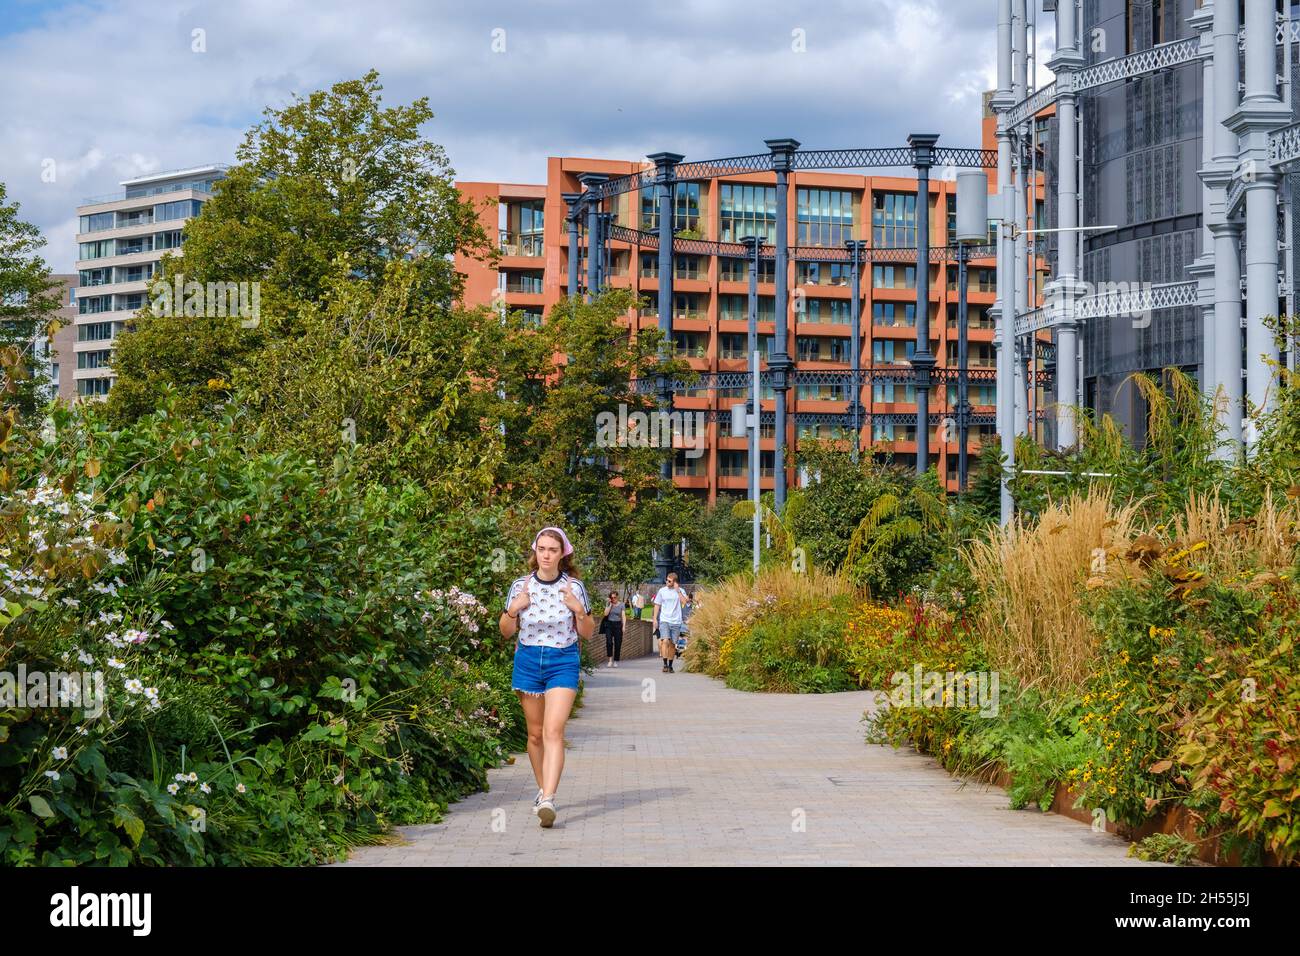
left=512, top=642, right=580, bottom=696
left=661, top=622, right=683, bottom=641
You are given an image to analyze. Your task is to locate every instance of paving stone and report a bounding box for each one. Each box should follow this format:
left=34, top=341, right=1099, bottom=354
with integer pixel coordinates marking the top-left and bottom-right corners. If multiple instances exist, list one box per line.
left=331, top=656, right=1158, bottom=867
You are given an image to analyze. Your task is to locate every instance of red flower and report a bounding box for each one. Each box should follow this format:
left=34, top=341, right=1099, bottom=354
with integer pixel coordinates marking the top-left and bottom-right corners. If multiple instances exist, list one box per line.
left=243, top=514, right=252, bottom=523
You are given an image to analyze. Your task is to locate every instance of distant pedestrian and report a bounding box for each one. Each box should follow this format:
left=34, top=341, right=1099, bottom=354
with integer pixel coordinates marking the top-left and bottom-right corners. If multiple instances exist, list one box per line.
left=653, top=572, right=690, bottom=673
left=602, top=591, right=625, bottom=668
left=499, top=526, right=594, bottom=829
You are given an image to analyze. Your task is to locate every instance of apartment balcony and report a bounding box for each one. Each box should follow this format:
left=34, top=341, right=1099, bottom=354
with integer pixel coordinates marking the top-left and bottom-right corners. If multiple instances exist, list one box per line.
left=78, top=185, right=213, bottom=215
left=498, top=231, right=545, bottom=258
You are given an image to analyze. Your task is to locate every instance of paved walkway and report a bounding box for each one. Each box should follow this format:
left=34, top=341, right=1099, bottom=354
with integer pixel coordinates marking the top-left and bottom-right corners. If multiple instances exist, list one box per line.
left=335, top=654, right=1157, bottom=866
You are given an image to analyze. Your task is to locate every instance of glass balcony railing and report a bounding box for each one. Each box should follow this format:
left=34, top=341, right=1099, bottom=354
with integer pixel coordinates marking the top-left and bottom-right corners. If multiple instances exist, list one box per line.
left=499, top=231, right=545, bottom=257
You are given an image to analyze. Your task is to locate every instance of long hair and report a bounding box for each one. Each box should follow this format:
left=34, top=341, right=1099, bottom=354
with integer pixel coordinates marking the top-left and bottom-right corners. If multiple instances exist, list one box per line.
left=527, top=529, right=580, bottom=578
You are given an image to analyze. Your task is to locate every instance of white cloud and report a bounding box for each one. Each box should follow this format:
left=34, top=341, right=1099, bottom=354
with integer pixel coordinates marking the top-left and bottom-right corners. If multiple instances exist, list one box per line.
left=2, top=0, right=1003, bottom=272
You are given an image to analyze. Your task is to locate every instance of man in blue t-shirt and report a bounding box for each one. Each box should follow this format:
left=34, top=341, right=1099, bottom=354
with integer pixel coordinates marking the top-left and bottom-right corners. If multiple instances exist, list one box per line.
left=653, top=573, right=691, bottom=673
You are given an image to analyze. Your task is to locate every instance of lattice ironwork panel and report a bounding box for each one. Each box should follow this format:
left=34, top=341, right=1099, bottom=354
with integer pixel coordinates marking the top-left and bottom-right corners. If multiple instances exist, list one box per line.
left=1005, top=82, right=1058, bottom=128
left=933, top=147, right=999, bottom=169
left=589, top=169, right=656, bottom=202
left=1269, top=122, right=1300, bottom=169
left=791, top=147, right=913, bottom=170
left=1074, top=36, right=1199, bottom=92
left=672, top=153, right=774, bottom=182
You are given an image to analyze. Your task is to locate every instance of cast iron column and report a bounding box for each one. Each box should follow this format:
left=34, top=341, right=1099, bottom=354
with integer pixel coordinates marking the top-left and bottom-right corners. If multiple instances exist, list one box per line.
left=910, top=133, right=940, bottom=477
left=766, top=138, right=799, bottom=511
left=846, top=239, right=868, bottom=462
left=647, top=153, right=683, bottom=582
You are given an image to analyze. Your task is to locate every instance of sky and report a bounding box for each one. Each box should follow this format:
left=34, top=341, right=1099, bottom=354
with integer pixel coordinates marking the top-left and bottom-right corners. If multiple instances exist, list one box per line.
left=0, top=0, right=1056, bottom=273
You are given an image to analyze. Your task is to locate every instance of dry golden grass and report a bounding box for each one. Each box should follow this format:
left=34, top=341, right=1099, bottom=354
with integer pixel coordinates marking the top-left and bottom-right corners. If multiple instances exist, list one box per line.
left=967, top=486, right=1300, bottom=697
left=685, top=565, right=859, bottom=673
left=1172, top=489, right=1300, bottom=578
left=965, top=489, right=1142, bottom=695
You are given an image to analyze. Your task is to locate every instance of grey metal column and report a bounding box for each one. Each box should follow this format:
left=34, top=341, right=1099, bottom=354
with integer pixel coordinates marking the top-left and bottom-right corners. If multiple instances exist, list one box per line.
left=1012, top=0, right=1029, bottom=439
left=1012, top=145, right=1028, bottom=437
left=846, top=239, right=868, bottom=463
left=992, top=0, right=1016, bottom=525
left=909, top=134, right=940, bottom=477
left=1188, top=4, right=1217, bottom=398
left=741, top=235, right=763, bottom=534
left=1229, top=0, right=1289, bottom=443
left=957, top=241, right=971, bottom=488
left=562, top=192, right=582, bottom=298
left=1048, top=0, right=1084, bottom=450
left=766, top=138, right=799, bottom=510
left=1209, top=0, right=1243, bottom=451
left=578, top=173, right=607, bottom=300
left=598, top=211, right=613, bottom=290
left=647, top=154, right=682, bottom=582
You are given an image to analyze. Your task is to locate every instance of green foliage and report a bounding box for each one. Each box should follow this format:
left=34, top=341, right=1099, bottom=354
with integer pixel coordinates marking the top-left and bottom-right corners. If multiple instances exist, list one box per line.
left=722, top=599, right=856, bottom=693
left=109, top=69, right=492, bottom=424
left=1127, top=833, right=1199, bottom=865
left=0, top=181, right=61, bottom=417
left=0, top=399, right=519, bottom=865
left=681, top=496, right=755, bottom=583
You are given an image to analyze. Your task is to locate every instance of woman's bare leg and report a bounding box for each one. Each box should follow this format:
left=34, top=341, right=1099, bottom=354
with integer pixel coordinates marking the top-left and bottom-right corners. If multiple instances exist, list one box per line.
left=517, top=690, right=547, bottom=790
left=540, top=687, right=577, bottom=796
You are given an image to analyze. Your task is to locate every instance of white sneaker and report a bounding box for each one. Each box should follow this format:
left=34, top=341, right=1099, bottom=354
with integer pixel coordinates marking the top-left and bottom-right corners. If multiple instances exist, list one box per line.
left=537, top=796, right=557, bottom=828
left=531, top=787, right=544, bottom=814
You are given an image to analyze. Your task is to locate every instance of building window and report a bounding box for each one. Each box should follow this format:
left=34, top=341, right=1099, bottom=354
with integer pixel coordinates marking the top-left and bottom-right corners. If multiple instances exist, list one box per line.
left=77, top=377, right=112, bottom=397
left=796, top=188, right=854, bottom=247
left=78, top=295, right=111, bottom=316
left=797, top=262, right=851, bottom=287
left=719, top=184, right=777, bottom=243
left=672, top=331, right=709, bottom=358
left=501, top=270, right=544, bottom=293
left=796, top=382, right=847, bottom=401
left=719, top=332, right=773, bottom=359
left=872, top=339, right=915, bottom=364
left=77, top=349, right=113, bottom=370
left=78, top=240, right=114, bottom=260
left=797, top=336, right=851, bottom=362
left=78, top=212, right=115, bottom=233
left=719, top=294, right=774, bottom=322
left=872, top=265, right=916, bottom=289
left=156, top=231, right=183, bottom=250
left=872, top=382, right=917, bottom=403
left=872, top=302, right=916, bottom=327
left=720, top=256, right=774, bottom=283
left=77, top=322, right=114, bottom=342
left=801, top=298, right=852, bottom=325
left=641, top=182, right=700, bottom=234
left=872, top=191, right=917, bottom=247
left=79, top=268, right=112, bottom=287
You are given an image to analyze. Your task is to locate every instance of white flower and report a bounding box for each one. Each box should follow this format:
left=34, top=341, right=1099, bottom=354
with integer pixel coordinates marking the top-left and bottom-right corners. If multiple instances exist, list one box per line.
left=235, top=782, right=247, bottom=794
left=124, top=678, right=143, bottom=694
left=106, top=658, right=125, bottom=670
left=45, top=770, right=60, bottom=781
left=199, top=782, right=211, bottom=794
left=61, top=597, right=81, bottom=607
left=51, top=746, right=68, bottom=760
left=77, top=650, right=94, bottom=665
left=167, top=782, right=180, bottom=795
left=147, top=698, right=161, bottom=711
left=144, top=687, right=158, bottom=701
left=175, top=773, right=187, bottom=782
left=186, top=772, right=198, bottom=783
left=159, top=619, right=174, bottom=631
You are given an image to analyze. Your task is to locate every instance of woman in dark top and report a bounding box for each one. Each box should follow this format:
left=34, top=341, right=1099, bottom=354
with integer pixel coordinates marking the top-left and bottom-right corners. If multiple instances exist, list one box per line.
left=603, top=591, right=625, bottom=668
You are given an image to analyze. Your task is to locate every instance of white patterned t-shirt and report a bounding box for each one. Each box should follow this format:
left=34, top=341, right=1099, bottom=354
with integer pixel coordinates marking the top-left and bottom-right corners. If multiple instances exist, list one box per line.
left=506, top=572, right=591, bottom=648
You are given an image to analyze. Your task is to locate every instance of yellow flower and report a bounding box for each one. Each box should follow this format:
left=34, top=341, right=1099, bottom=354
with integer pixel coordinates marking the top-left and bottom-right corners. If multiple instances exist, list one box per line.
left=1108, top=786, right=1117, bottom=795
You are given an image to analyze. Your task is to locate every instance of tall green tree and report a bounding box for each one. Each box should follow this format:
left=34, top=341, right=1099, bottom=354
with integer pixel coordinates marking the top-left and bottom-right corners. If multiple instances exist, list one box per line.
left=0, top=182, right=61, bottom=418
left=109, top=69, right=491, bottom=422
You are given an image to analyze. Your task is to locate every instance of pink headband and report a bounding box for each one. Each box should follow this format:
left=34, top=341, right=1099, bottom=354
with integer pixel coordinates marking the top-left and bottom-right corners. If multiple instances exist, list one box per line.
left=532, top=526, right=574, bottom=557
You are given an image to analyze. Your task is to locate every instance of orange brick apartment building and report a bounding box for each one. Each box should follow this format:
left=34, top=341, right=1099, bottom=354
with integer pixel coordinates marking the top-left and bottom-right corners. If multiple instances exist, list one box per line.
left=457, top=153, right=1020, bottom=505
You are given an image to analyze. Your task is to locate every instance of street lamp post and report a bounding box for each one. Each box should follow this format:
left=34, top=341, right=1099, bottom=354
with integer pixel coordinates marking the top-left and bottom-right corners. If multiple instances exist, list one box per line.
left=736, top=235, right=764, bottom=574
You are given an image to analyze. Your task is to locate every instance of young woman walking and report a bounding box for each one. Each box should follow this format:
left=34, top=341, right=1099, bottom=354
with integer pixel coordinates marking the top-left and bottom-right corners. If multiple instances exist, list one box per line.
left=499, top=527, right=594, bottom=828
left=602, top=591, right=625, bottom=668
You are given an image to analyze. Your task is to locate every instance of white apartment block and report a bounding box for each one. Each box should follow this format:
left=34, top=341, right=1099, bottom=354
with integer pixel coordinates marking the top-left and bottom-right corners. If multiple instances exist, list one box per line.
left=74, top=164, right=227, bottom=398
